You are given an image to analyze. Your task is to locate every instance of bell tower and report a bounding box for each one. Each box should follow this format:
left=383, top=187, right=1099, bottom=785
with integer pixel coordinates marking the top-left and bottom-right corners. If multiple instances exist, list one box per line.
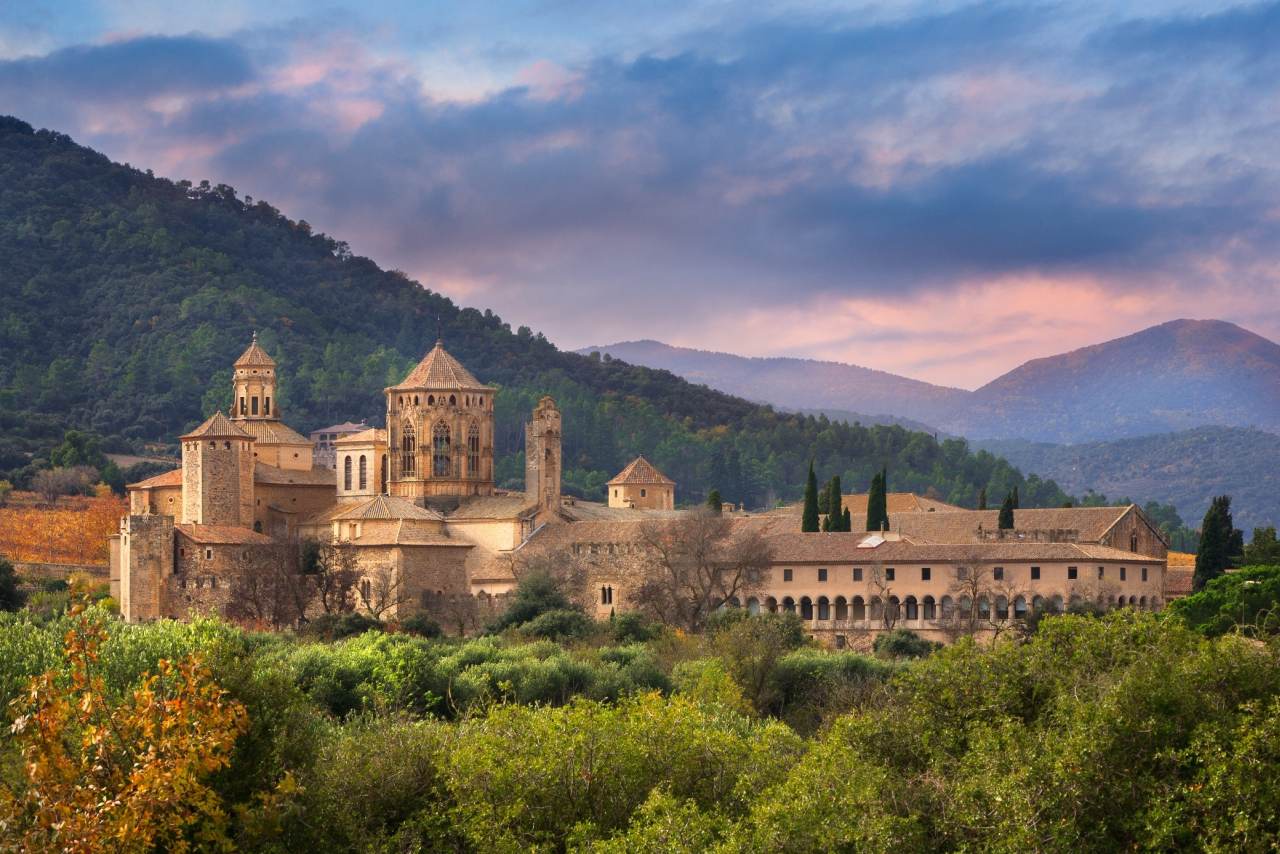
left=525, top=396, right=562, bottom=514
left=232, top=332, right=277, bottom=420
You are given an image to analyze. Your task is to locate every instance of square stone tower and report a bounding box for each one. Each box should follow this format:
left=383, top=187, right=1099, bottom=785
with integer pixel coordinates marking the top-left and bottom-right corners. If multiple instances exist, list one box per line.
left=525, top=395, right=562, bottom=513
left=180, top=411, right=255, bottom=528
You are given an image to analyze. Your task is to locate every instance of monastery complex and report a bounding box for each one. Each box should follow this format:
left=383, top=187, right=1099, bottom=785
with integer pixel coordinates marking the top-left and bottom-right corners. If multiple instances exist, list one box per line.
left=111, top=338, right=1170, bottom=645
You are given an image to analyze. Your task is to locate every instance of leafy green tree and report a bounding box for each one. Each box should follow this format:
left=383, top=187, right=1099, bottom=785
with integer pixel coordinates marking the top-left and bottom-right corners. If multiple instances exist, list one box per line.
left=998, top=492, right=1015, bottom=529
left=1171, top=564, right=1280, bottom=637
left=705, top=489, right=723, bottom=515
left=487, top=571, right=578, bottom=633
left=1244, top=527, right=1280, bottom=566
left=48, top=429, right=107, bottom=470
left=801, top=461, right=819, bottom=533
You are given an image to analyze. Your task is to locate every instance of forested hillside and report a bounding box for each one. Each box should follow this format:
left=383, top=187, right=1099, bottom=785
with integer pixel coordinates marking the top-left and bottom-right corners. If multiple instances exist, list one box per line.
left=0, top=115, right=1068, bottom=509
left=978, top=426, right=1280, bottom=530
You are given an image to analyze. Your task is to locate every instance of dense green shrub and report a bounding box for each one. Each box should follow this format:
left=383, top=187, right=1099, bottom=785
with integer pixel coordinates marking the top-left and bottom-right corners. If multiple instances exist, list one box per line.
left=519, top=608, right=594, bottom=641
left=1169, top=564, right=1280, bottom=637
left=442, top=693, right=803, bottom=850
left=301, top=612, right=384, bottom=640
left=873, top=628, right=942, bottom=659
left=400, top=612, right=443, bottom=638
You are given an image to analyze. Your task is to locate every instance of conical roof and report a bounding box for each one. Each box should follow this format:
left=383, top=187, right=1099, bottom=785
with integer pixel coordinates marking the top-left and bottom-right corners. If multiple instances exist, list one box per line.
left=181, top=411, right=253, bottom=441
left=608, top=455, right=674, bottom=486
left=234, top=332, right=276, bottom=368
left=392, top=340, right=486, bottom=390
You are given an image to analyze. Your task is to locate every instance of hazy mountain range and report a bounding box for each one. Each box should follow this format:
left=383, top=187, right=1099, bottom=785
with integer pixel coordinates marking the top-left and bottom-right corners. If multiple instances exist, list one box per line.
left=582, top=319, right=1280, bottom=444
left=582, top=320, right=1280, bottom=526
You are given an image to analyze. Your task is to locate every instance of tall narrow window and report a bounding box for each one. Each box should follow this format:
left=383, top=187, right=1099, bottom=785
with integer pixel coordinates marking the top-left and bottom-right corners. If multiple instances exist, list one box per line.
left=433, top=422, right=451, bottom=477
left=467, top=423, right=480, bottom=478
left=358, top=455, right=367, bottom=490
left=239, top=396, right=246, bottom=415
left=343, top=456, right=352, bottom=490
left=251, top=397, right=259, bottom=415
left=264, top=397, right=271, bottom=415
left=380, top=454, right=388, bottom=493
left=401, top=422, right=416, bottom=475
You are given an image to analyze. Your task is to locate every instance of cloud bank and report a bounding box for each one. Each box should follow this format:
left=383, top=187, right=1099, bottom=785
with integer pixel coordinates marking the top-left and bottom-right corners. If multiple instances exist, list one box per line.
left=2, top=1, right=1278, bottom=387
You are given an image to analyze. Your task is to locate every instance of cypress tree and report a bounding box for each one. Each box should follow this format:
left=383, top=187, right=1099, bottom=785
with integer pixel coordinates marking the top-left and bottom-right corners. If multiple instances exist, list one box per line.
left=866, top=469, right=888, bottom=532
left=706, top=489, right=723, bottom=516
left=1194, top=494, right=1240, bottom=591
left=977, top=487, right=987, bottom=511
left=842, top=507, right=852, bottom=532
left=998, top=492, right=1015, bottom=530
left=1012, top=485, right=1020, bottom=509
left=829, top=476, right=843, bottom=531
left=817, top=479, right=831, bottom=517
left=801, top=461, right=820, bottom=533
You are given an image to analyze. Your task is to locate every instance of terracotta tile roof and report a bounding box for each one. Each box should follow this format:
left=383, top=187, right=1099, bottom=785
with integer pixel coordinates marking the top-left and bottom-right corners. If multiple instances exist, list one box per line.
left=351, top=522, right=472, bottom=547
left=559, top=500, right=689, bottom=522
left=1164, top=567, right=1195, bottom=598
left=391, top=341, right=486, bottom=390
left=176, top=524, right=274, bottom=545
left=181, top=411, right=253, bottom=441
left=762, top=532, right=1165, bottom=564
left=330, top=495, right=444, bottom=521
left=312, top=421, right=368, bottom=435
left=234, top=419, right=311, bottom=445
left=234, top=333, right=276, bottom=367
left=335, top=428, right=386, bottom=445
left=887, top=506, right=1137, bottom=544
left=847, top=493, right=964, bottom=514
left=442, top=495, right=539, bottom=520
left=608, top=456, right=674, bottom=486
left=128, top=468, right=182, bottom=489
left=253, top=463, right=335, bottom=487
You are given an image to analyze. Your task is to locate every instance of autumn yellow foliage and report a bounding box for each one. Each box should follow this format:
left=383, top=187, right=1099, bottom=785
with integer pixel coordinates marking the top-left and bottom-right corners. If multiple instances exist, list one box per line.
left=0, top=493, right=125, bottom=565
left=0, top=608, right=248, bottom=852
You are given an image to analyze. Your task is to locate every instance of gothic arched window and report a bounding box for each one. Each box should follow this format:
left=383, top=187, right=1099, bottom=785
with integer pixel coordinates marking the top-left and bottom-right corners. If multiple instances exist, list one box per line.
left=358, top=455, right=368, bottom=490
left=433, top=422, right=451, bottom=477
left=401, top=422, right=416, bottom=475
left=343, top=456, right=353, bottom=490
left=467, top=423, right=480, bottom=478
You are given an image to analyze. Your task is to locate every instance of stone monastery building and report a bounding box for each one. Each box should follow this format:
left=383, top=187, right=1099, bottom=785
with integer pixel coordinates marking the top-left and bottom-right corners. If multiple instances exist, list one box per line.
left=112, top=338, right=1169, bottom=644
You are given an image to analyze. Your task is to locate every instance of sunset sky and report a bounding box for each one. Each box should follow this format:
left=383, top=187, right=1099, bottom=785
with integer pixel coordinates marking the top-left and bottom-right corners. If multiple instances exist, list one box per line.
left=3, top=1, right=1278, bottom=388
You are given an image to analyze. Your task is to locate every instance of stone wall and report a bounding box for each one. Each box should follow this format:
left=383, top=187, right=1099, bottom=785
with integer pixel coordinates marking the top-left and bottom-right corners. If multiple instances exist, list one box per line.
left=119, top=514, right=174, bottom=622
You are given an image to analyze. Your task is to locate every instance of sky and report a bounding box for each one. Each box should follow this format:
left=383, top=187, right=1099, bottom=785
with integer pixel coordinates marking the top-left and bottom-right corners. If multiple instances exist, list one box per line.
left=2, top=1, right=1279, bottom=389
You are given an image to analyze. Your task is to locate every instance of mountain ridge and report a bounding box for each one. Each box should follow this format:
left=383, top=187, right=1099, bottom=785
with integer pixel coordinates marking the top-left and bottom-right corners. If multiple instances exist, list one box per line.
left=582, top=317, right=1280, bottom=443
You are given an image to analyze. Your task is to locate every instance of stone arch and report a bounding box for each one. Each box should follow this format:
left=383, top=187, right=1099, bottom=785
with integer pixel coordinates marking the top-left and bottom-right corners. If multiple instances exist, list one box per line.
left=432, top=421, right=451, bottom=477
left=923, top=595, right=937, bottom=620
left=343, top=455, right=353, bottom=491
left=747, top=597, right=761, bottom=615
left=851, top=596, right=866, bottom=621
left=358, top=455, right=368, bottom=490
left=834, top=595, right=848, bottom=621
left=800, top=596, right=814, bottom=621
left=765, top=596, right=778, bottom=613
left=401, top=422, right=416, bottom=475
left=817, top=596, right=830, bottom=621
left=782, top=596, right=796, bottom=614
left=467, top=421, right=481, bottom=478
left=904, top=595, right=919, bottom=621
left=1014, top=595, right=1028, bottom=618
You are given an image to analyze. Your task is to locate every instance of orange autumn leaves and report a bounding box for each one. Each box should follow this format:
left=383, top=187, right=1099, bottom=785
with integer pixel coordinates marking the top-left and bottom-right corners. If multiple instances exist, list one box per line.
left=0, top=494, right=125, bottom=565
left=0, top=609, right=248, bottom=852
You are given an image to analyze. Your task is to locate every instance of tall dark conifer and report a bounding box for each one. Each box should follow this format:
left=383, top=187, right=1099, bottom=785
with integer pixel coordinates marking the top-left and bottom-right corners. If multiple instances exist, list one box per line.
left=1194, top=494, right=1241, bottom=591
left=1012, top=486, right=1020, bottom=509
left=829, top=476, right=844, bottom=531
left=801, top=461, right=820, bottom=533
left=866, top=469, right=888, bottom=532
left=978, top=487, right=987, bottom=511
left=998, top=492, right=1015, bottom=529
left=842, top=507, right=852, bottom=532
